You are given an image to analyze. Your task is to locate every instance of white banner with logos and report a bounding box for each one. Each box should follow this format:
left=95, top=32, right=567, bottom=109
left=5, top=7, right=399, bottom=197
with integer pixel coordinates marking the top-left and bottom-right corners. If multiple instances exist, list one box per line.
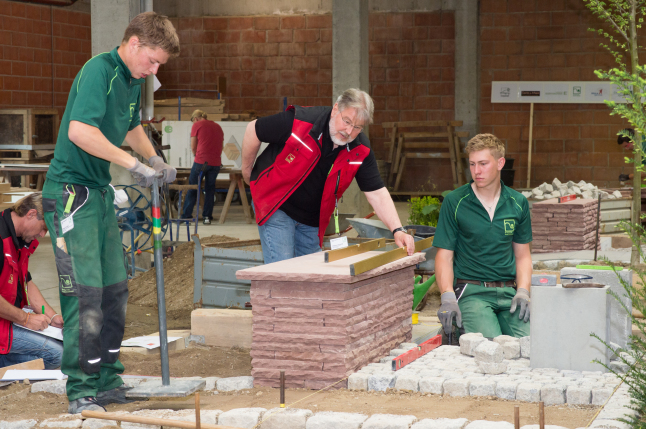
left=491, top=81, right=628, bottom=104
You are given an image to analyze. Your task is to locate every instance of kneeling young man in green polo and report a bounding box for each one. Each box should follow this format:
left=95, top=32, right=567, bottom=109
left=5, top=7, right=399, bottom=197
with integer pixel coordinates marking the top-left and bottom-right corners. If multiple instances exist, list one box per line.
left=434, top=134, right=532, bottom=339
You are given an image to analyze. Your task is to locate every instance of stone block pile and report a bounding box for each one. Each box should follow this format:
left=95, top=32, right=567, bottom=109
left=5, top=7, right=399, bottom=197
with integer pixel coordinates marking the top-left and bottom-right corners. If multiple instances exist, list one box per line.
left=522, top=178, right=623, bottom=201
left=249, top=269, right=414, bottom=390
left=531, top=198, right=600, bottom=253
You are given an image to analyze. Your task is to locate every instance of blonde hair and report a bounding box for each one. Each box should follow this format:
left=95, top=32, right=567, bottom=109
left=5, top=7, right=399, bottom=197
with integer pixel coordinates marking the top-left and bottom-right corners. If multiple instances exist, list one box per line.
left=122, top=12, right=180, bottom=58
left=191, top=109, right=207, bottom=121
left=13, top=193, right=43, bottom=220
left=465, top=133, right=505, bottom=159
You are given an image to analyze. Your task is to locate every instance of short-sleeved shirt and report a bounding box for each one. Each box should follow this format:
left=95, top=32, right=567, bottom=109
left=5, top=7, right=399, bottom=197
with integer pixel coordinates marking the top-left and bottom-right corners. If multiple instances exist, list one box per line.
left=433, top=180, right=532, bottom=283
left=192, top=120, right=224, bottom=166
left=46, top=47, right=144, bottom=188
left=254, top=109, right=384, bottom=227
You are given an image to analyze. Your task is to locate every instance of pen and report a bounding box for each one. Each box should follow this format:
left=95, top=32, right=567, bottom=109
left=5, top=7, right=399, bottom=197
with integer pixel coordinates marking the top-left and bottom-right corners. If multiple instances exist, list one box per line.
left=42, top=305, right=45, bottom=315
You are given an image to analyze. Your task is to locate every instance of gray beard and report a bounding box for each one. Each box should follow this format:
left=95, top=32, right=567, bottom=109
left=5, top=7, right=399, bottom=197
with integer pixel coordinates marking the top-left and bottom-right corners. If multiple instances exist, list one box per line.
left=329, top=121, right=350, bottom=146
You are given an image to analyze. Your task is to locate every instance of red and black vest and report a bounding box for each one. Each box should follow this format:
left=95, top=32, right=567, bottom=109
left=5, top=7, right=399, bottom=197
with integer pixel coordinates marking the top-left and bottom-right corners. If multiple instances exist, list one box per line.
left=0, top=211, right=38, bottom=354
left=250, top=105, right=371, bottom=246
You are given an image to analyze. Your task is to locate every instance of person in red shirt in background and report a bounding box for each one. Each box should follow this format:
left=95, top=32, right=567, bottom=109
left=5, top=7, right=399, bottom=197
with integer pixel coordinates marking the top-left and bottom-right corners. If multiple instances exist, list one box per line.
left=181, top=110, right=224, bottom=224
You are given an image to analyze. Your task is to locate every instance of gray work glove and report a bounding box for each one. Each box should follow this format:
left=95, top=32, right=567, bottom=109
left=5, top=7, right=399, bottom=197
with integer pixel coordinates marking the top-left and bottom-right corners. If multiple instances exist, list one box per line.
left=510, top=287, right=530, bottom=323
left=437, top=292, right=462, bottom=335
left=619, top=173, right=630, bottom=182
left=148, top=155, right=177, bottom=183
left=127, top=159, right=157, bottom=188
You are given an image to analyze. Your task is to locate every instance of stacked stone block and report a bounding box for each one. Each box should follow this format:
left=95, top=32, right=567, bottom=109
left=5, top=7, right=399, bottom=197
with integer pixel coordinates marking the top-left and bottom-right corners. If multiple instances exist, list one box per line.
left=248, top=268, right=414, bottom=389
left=531, top=198, right=600, bottom=253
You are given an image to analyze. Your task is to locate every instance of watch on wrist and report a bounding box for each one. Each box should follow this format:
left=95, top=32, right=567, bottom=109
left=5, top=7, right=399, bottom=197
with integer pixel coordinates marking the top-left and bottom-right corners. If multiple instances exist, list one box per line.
left=392, top=227, right=407, bottom=235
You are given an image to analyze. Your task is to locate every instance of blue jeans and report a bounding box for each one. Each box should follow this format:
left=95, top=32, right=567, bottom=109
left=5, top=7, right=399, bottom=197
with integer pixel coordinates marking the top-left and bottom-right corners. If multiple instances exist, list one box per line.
left=256, top=207, right=322, bottom=264
left=182, top=163, right=220, bottom=219
left=0, top=325, right=64, bottom=369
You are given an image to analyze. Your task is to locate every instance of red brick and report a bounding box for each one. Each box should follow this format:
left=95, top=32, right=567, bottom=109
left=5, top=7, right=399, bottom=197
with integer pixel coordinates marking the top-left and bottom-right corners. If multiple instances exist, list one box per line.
left=305, top=42, right=331, bottom=56
left=192, top=31, right=215, bottom=44
left=280, top=70, right=306, bottom=83
left=281, top=16, right=305, bottom=29
left=253, top=43, right=279, bottom=57
left=241, top=30, right=266, bottom=43
left=267, top=29, right=293, bottom=43
left=241, top=57, right=267, bottom=70
left=279, top=43, right=305, bottom=56
left=306, top=69, right=331, bottom=83
left=179, top=17, right=202, bottom=31
left=266, top=56, right=291, bottom=70
left=215, top=30, right=240, bottom=43
left=229, top=17, right=253, bottom=30
left=294, top=29, right=319, bottom=43
left=481, top=28, right=508, bottom=41
left=306, top=15, right=332, bottom=29
left=255, top=16, right=280, bottom=30
left=204, top=17, right=228, bottom=31
left=254, top=70, right=279, bottom=83
left=413, top=40, right=441, bottom=54
left=414, top=12, right=441, bottom=26
left=227, top=43, right=254, bottom=57
left=293, top=56, right=318, bottom=70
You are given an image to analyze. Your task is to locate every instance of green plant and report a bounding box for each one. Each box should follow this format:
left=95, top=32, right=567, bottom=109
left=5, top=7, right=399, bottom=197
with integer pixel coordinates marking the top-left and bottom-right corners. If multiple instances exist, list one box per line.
left=407, top=191, right=451, bottom=227
left=593, top=220, right=646, bottom=428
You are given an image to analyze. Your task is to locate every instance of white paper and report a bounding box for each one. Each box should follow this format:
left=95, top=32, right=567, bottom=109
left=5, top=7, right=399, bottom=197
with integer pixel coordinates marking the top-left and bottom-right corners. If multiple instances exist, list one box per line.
left=61, top=216, right=74, bottom=234
left=20, top=325, right=63, bottom=341
left=153, top=75, right=161, bottom=92
left=121, top=336, right=181, bottom=350
left=1, top=370, right=66, bottom=381
left=330, top=236, right=349, bottom=250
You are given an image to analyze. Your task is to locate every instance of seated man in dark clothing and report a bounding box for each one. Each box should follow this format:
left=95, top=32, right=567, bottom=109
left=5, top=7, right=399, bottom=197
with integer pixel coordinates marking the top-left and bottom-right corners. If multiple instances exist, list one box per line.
left=0, top=193, right=63, bottom=369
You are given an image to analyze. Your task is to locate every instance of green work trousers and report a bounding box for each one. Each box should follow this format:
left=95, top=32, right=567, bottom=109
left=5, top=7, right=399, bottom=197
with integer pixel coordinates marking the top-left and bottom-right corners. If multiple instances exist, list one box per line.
left=457, top=284, right=530, bottom=338
left=42, top=180, right=128, bottom=401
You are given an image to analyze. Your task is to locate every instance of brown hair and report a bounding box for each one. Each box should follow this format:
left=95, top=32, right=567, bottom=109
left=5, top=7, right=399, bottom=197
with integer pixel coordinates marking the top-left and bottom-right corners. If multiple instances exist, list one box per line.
left=13, top=193, right=44, bottom=220
left=122, top=12, right=180, bottom=58
left=465, top=133, right=505, bottom=159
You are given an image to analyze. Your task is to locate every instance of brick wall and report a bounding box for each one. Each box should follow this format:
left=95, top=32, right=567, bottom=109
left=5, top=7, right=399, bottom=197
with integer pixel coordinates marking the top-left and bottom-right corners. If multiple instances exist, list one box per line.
left=156, top=11, right=456, bottom=192
left=0, top=1, right=92, bottom=119
left=480, top=0, right=631, bottom=189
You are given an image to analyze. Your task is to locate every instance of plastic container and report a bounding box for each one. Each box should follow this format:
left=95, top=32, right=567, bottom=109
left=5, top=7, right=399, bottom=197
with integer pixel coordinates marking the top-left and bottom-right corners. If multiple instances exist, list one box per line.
left=404, top=225, right=436, bottom=238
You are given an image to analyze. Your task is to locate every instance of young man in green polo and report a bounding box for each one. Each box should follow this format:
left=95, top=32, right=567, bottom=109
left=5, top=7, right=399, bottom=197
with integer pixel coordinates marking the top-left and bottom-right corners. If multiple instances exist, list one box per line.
left=42, top=12, right=179, bottom=414
left=434, top=134, right=532, bottom=339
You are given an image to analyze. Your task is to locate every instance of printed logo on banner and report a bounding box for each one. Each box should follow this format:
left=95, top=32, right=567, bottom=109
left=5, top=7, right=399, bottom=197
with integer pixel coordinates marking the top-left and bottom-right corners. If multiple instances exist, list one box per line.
left=500, top=87, right=511, bottom=98
left=590, top=88, right=604, bottom=97
left=573, top=86, right=582, bottom=96
left=545, top=91, right=567, bottom=96
left=521, top=91, right=540, bottom=96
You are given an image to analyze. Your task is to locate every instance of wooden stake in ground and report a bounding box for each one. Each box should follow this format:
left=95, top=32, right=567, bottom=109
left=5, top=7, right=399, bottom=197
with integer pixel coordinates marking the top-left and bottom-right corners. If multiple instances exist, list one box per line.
left=514, top=405, right=520, bottom=429
left=539, top=401, right=545, bottom=429
left=195, top=392, right=201, bottom=429
left=526, top=102, right=534, bottom=188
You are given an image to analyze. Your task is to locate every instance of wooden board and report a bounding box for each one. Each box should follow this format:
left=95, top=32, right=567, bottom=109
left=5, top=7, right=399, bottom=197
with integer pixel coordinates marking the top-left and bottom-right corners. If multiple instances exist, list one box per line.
left=0, top=358, right=44, bottom=380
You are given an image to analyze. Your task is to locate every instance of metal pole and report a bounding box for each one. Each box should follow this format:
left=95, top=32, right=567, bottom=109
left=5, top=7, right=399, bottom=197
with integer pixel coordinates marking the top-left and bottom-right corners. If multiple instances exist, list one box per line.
left=594, top=194, right=601, bottom=261
left=526, top=102, right=534, bottom=188
left=152, top=174, right=170, bottom=385
left=143, top=0, right=154, bottom=122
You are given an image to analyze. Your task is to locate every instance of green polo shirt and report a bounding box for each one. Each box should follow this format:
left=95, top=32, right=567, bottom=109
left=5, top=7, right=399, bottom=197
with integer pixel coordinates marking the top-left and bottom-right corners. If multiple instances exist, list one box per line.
left=434, top=181, right=532, bottom=282
left=47, top=47, right=143, bottom=188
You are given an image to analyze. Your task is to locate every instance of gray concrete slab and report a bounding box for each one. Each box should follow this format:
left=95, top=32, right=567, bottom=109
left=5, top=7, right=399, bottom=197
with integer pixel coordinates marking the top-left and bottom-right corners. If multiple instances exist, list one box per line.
left=126, top=379, right=205, bottom=398
left=531, top=285, right=610, bottom=372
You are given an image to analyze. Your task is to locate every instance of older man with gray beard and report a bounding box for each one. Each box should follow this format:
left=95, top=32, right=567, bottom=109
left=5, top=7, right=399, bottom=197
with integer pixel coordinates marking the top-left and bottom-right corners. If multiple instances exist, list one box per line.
left=241, top=88, right=414, bottom=263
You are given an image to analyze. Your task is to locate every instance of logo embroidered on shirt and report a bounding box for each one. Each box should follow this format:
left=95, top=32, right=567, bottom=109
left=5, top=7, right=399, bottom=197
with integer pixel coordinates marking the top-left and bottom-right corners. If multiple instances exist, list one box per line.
left=129, top=103, right=137, bottom=118
left=285, top=153, right=296, bottom=163
left=8, top=274, right=13, bottom=284
left=504, top=219, right=515, bottom=235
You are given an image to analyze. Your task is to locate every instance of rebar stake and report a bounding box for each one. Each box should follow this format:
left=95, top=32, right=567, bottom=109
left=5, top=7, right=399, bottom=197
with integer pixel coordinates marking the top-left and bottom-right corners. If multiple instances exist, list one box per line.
left=280, top=371, right=285, bottom=408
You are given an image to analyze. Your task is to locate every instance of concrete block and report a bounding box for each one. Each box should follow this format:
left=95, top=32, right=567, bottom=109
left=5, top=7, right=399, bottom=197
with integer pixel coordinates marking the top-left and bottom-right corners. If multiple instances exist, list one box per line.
left=390, top=349, right=408, bottom=357
left=368, top=373, right=396, bottom=392
left=400, top=342, right=418, bottom=350
left=31, top=380, right=66, bottom=395
left=305, top=412, right=368, bottom=429
left=492, top=335, right=515, bottom=345
left=516, top=383, right=542, bottom=402
left=496, top=381, right=519, bottom=400
left=473, top=341, right=503, bottom=363
left=0, top=421, right=37, bottom=429
left=469, top=379, right=496, bottom=396
left=459, top=333, right=486, bottom=357
left=477, top=361, right=507, bottom=375
left=348, top=373, right=370, bottom=390
left=411, top=419, right=469, bottom=429
left=465, top=422, right=514, bottom=429
left=567, top=386, right=592, bottom=405
left=531, top=285, right=610, bottom=372
left=419, top=377, right=445, bottom=394
left=81, top=420, right=117, bottom=429
left=191, top=309, right=252, bottom=348
left=204, top=377, right=220, bottom=391
left=121, top=330, right=191, bottom=355
left=592, top=387, right=614, bottom=405
left=502, top=341, right=521, bottom=360
left=540, top=385, right=566, bottom=405
left=169, top=409, right=221, bottom=426
left=519, top=337, right=530, bottom=358
left=218, top=408, right=266, bottom=429
left=362, top=414, right=417, bottom=429
left=561, top=268, right=633, bottom=349
left=216, top=376, right=254, bottom=391
left=259, top=408, right=313, bottom=429
left=395, top=374, right=420, bottom=392
left=443, top=379, right=470, bottom=397
left=40, top=418, right=83, bottom=428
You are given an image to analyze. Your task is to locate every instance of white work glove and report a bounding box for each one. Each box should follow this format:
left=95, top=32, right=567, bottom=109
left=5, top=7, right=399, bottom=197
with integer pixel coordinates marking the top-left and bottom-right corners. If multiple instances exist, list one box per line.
left=148, top=155, right=177, bottom=183
left=127, top=159, right=157, bottom=188
left=510, top=287, right=530, bottom=323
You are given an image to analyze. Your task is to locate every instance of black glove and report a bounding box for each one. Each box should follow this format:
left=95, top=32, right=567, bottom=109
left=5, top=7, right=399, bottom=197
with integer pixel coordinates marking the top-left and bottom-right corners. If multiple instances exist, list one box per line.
left=148, top=155, right=177, bottom=183
left=127, top=159, right=157, bottom=188
left=619, top=174, right=630, bottom=182
left=437, top=291, right=462, bottom=334
left=510, top=288, right=530, bottom=323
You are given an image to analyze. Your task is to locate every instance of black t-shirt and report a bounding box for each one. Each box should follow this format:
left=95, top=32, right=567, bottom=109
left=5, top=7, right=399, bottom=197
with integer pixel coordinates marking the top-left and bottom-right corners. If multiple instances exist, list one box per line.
left=0, top=210, right=32, bottom=308
left=255, top=110, right=384, bottom=227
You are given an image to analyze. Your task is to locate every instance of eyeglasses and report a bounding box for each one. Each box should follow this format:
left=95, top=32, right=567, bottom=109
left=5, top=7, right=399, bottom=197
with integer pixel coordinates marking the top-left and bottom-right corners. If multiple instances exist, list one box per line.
left=341, top=116, right=363, bottom=132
